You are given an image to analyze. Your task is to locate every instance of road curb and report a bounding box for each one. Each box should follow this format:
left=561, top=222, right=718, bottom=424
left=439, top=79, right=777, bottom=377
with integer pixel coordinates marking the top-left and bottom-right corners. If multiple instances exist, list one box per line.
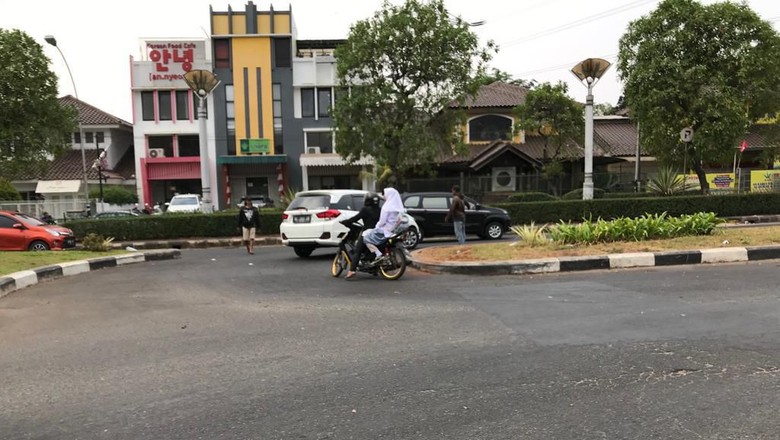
left=110, top=236, right=281, bottom=250
left=410, top=244, right=780, bottom=276
left=0, top=249, right=181, bottom=299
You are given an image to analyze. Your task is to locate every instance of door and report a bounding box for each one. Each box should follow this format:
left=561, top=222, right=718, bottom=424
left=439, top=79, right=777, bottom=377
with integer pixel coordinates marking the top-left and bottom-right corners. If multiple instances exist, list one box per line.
left=0, top=214, right=26, bottom=250
left=420, top=195, right=451, bottom=236
left=462, top=197, right=486, bottom=234
left=246, top=177, right=269, bottom=199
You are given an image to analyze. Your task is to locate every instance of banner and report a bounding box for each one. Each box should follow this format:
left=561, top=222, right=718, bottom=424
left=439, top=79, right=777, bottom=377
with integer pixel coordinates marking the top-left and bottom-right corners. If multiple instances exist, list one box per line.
left=678, top=173, right=736, bottom=190
left=750, top=170, right=780, bottom=192
left=240, top=139, right=271, bottom=154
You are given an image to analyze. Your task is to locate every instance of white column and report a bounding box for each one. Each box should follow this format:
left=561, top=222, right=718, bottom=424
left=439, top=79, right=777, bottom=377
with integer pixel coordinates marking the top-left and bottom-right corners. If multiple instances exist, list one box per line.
left=301, top=165, right=309, bottom=191
left=583, top=82, right=594, bottom=200
left=197, top=96, right=213, bottom=212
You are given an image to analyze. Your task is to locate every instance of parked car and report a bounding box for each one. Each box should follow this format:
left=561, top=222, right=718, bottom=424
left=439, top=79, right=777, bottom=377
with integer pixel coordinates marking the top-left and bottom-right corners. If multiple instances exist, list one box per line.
left=280, top=189, right=421, bottom=257
left=401, top=192, right=511, bottom=240
left=236, top=195, right=275, bottom=209
left=166, top=194, right=202, bottom=213
left=94, top=210, right=139, bottom=219
left=0, top=210, right=77, bottom=251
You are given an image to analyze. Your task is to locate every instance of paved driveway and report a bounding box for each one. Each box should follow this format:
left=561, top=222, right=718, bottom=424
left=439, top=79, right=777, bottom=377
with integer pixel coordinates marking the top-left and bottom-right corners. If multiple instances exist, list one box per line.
left=1, top=245, right=779, bottom=439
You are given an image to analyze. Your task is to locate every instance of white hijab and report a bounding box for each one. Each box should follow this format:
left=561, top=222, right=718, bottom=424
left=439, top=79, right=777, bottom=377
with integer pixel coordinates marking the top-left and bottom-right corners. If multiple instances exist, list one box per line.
left=381, top=187, right=403, bottom=213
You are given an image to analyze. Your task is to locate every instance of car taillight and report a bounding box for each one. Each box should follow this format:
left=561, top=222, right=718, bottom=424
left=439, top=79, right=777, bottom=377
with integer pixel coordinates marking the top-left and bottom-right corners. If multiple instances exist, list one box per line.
left=282, top=213, right=289, bottom=220
left=316, top=209, right=341, bottom=219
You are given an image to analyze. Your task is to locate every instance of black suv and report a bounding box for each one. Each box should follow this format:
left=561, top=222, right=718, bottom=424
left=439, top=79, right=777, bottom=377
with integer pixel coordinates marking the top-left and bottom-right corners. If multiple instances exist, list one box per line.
left=401, top=192, right=511, bottom=241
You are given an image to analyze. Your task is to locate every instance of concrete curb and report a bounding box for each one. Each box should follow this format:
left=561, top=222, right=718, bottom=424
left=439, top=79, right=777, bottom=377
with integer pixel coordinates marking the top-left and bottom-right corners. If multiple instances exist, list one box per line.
left=0, top=249, right=181, bottom=299
left=110, top=236, right=281, bottom=250
left=410, top=245, right=780, bottom=276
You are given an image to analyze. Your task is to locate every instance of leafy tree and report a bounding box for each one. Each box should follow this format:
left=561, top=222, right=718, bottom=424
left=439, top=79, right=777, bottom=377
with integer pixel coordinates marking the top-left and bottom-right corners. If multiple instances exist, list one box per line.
left=594, top=103, right=616, bottom=116
left=514, top=81, right=583, bottom=160
left=0, top=29, right=75, bottom=178
left=475, top=68, right=537, bottom=89
left=332, top=0, right=494, bottom=186
left=0, top=177, right=21, bottom=200
left=617, top=0, right=780, bottom=193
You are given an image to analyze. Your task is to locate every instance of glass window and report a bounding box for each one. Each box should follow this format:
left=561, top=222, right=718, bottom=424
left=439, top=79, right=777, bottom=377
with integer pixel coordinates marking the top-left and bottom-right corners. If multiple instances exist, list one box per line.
left=176, top=90, right=189, bottom=120
left=141, top=91, right=155, bottom=121
left=305, top=131, right=333, bottom=154
left=422, top=197, right=448, bottom=209
left=403, top=196, right=420, bottom=209
left=178, top=135, right=200, bottom=157
left=96, top=132, right=104, bottom=143
left=301, top=88, right=314, bottom=118
left=469, top=115, right=513, bottom=142
left=272, top=83, right=281, bottom=100
left=214, top=40, right=230, bottom=68
left=158, top=91, right=172, bottom=121
left=226, top=102, right=235, bottom=119
left=0, top=215, right=16, bottom=228
left=288, top=194, right=330, bottom=210
left=274, top=38, right=291, bottom=68
left=73, top=132, right=81, bottom=143
left=148, top=135, right=174, bottom=158
left=225, top=84, right=234, bottom=101
left=317, top=88, right=332, bottom=118
left=85, top=132, right=94, bottom=144
left=273, top=101, right=282, bottom=116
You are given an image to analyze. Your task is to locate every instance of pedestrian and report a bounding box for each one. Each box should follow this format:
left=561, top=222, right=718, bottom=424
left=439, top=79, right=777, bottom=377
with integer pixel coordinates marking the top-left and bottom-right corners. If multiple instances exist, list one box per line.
left=238, top=197, right=262, bottom=255
left=446, top=185, right=466, bottom=245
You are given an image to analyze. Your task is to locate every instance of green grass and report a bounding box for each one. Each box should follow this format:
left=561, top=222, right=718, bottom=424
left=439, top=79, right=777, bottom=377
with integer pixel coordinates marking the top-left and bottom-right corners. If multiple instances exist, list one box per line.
left=0, top=250, right=128, bottom=277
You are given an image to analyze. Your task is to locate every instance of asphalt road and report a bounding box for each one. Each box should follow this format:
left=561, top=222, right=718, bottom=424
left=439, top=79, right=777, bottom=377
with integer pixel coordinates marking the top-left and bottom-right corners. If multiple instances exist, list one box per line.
left=1, top=244, right=779, bottom=439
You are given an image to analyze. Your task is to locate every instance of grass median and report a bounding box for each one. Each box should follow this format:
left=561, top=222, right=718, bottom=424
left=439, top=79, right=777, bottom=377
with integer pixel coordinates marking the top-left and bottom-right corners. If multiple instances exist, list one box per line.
left=416, top=225, right=780, bottom=263
left=0, top=250, right=128, bottom=277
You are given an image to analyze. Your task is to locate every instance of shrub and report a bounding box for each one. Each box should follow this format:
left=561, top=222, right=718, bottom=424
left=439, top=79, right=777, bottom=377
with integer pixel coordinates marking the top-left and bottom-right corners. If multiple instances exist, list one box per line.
left=0, top=177, right=21, bottom=201
left=506, top=192, right=558, bottom=202
left=89, top=186, right=138, bottom=205
left=510, top=222, right=549, bottom=246
left=81, top=233, right=115, bottom=251
left=646, top=166, right=695, bottom=195
left=603, top=191, right=656, bottom=199
left=561, top=188, right=606, bottom=200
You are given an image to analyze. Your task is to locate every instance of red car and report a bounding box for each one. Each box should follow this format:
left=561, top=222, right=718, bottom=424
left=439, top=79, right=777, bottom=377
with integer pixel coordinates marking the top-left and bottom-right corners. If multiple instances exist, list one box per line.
left=0, top=211, right=77, bottom=251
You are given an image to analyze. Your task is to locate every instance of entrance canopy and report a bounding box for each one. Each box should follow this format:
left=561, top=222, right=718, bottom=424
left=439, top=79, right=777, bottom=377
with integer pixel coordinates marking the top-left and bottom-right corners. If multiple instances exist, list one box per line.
left=35, top=180, right=81, bottom=194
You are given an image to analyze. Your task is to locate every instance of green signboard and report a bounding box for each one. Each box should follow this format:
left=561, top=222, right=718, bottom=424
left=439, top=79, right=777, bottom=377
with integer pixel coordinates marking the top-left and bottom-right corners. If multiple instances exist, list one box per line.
left=240, top=138, right=270, bottom=154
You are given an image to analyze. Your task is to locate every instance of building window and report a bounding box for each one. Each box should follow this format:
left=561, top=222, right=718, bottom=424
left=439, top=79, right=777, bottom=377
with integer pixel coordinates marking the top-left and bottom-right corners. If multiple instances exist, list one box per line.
left=158, top=91, right=172, bottom=121
left=468, top=115, right=513, bottom=142
left=317, top=87, right=332, bottom=118
left=273, top=83, right=283, bottom=154
left=225, top=84, right=236, bottom=155
left=214, top=39, right=230, bottom=68
left=73, top=132, right=81, bottom=144
left=301, top=88, right=315, bottom=118
left=96, top=132, right=104, bottom=144
left=148, top=135, right=174, bottom=158
left=176, top=90, right=189, bottom=120
left=274, top=38, right=291, bottom=68
left=141, top=91, right=155, bottom=121
left=305, top=130, right=333, bottom=154
left=85, top=132, right=94, bottom=144
left=178, top=135, right=200, bottom=157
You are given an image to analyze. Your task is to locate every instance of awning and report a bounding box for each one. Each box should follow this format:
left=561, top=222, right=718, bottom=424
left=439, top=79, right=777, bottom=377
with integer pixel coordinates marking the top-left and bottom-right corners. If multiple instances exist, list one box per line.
left=299, top=153, right=374, bottom=167
left=35, top=180, right=82, bottom=193
left=217, top=154, right=288, bottom=165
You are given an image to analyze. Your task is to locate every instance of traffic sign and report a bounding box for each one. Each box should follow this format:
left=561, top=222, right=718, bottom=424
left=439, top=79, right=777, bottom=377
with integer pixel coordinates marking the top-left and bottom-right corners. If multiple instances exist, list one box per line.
left=680, top=127, right=694, bottom=143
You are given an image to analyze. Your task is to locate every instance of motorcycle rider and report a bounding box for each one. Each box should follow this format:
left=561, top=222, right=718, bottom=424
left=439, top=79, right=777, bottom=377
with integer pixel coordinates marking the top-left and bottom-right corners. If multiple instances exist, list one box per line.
left=340, top=192, right=381, bottom=279
left=346, top=187, right=404, bottom=279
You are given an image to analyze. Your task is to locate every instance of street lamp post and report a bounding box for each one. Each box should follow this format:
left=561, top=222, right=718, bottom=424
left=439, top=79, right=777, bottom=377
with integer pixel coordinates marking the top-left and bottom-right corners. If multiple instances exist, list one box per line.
left=91, top=149, right=106, bottom=213
left=571, top=58, right=611, bottom=200
left=44, top=35, right=89, bottom=207
left=183, top=70, right=220, bottom=212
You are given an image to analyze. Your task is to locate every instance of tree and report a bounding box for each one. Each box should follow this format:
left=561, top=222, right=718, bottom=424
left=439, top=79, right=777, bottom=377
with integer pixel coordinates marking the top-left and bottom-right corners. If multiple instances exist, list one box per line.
left=0, top=29, right=75, bottom=179
left=88, top=186, right=138, bottom=205
left=514, top=81, right=583, bottom=160
left=332, top=0, right=494, bottom=185
left=617, top=0, right=780, bottom=193
left=594, top=103, right=616, bottom=116
left=474, top=68, right=537, bottom=89
left=0, top=177, right=21, bottom=201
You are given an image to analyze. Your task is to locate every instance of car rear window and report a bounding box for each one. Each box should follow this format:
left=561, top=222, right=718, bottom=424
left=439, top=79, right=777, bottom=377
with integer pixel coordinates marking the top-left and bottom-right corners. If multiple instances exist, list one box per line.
left=171, top=196, right=199, bottom=206
left=288, top=194, right=331, bottom=210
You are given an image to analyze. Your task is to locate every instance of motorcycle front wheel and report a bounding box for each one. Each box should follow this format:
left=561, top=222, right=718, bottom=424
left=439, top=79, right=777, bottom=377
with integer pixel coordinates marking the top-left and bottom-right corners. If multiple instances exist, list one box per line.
left=379, top=247, right=406, bottom=280
left=331, top=250, right=349, bottom=277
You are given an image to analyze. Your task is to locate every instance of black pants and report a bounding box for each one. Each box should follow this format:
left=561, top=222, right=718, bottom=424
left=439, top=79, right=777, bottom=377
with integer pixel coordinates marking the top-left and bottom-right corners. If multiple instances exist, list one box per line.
left=350, top=237, right=369, bottom=271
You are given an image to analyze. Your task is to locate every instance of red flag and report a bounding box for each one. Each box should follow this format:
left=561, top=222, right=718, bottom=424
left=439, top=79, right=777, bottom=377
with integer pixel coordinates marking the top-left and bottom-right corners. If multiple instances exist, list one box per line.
left=739, top=140, right=748, bottom=153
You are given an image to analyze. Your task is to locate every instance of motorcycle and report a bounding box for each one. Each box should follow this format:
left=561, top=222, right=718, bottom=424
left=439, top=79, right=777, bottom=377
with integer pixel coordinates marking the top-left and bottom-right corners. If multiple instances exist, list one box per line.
left=330, top=219, right=408, bottom=280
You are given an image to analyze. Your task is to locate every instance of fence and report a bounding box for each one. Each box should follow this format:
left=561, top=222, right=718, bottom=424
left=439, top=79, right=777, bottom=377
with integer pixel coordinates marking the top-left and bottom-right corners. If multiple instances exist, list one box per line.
left=0, top=199, right=89, bottom=222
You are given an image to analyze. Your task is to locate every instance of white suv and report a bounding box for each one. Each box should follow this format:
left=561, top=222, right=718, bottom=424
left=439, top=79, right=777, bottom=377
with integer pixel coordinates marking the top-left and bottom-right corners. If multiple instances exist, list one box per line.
left=166, top=194, right=202, bottom=213
left=280, top=189, right=421, bottom=258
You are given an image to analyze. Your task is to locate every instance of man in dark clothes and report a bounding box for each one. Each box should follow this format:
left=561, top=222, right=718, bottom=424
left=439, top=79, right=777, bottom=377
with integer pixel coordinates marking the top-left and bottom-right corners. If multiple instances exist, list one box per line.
left=238, top=197, right=262, bottom=255
left=445, top=185, right=467, bottom=245
left=340, top=192, right=381, bottom=279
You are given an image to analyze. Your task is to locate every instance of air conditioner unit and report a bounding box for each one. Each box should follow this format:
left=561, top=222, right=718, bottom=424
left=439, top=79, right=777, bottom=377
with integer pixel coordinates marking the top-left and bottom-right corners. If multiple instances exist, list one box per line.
left=492, top=167, right=516, bottom=192
left=307, top=146, right=321, bottom=154
left=149, top=148, right=165, bottom=158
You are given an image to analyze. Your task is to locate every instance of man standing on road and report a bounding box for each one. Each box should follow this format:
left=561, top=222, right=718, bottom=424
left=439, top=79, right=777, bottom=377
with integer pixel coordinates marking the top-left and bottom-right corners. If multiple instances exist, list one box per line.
left=446, top=185, right=466, bottom=245
left=238, top=197, right=262, bottom=255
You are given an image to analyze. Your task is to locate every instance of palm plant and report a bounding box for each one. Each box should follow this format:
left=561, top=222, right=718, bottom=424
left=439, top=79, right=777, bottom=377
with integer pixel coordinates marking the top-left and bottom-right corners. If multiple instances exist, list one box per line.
left=646, top=166, right=694, bottom=196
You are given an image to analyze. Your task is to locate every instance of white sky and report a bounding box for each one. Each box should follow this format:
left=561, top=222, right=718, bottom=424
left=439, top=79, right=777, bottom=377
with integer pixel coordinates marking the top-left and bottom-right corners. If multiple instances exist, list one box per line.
left=2, top=0, right=778, bottom=122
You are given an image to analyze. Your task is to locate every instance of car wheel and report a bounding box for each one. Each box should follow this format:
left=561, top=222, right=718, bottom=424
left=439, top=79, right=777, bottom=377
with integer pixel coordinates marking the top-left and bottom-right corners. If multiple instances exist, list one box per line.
left=401, top=227, right=420, bottom=250
left=293, top=246, right=315, bottom=258
left=28, top=240, right=51, bottom=251
left=484, top=221, right=504, bottom=240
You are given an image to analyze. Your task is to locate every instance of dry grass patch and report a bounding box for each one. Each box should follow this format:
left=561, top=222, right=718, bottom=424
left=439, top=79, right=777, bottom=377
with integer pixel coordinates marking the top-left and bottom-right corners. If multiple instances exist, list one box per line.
left=416, top=226, right=780, bottom=263
left=0, top=250, right=128, bottom=277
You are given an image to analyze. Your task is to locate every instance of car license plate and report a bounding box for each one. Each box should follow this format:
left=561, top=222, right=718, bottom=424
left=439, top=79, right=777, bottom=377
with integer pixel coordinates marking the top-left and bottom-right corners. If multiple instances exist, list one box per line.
left=293, top=215, right=311, bottom=224
left=64, top=237, right=76, bottom=248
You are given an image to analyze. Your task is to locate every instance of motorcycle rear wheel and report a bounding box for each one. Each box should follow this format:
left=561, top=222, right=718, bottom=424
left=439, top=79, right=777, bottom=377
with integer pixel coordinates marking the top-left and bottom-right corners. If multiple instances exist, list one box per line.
left=379, top=247, right=406, bottom=280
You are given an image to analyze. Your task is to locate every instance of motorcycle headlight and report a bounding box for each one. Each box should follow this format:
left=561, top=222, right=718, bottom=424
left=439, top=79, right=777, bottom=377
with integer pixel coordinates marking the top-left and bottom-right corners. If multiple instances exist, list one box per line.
left=46, top=229, right=62, bottom=237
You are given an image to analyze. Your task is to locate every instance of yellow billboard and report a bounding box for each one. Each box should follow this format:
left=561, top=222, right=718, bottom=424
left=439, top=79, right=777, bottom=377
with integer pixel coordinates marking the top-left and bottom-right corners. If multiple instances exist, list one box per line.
left=678, top=173, right=736, bottom=190
left=750, top=170, right=780, bottom=192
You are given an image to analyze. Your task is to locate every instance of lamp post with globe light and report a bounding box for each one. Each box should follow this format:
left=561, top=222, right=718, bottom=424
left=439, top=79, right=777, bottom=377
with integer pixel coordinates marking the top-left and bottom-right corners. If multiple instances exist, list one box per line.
left=183, top=70, right=220, bottom=212
left=571, top=58, right=611, bottom=200
left=44, top=35, right=89, bottom=207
